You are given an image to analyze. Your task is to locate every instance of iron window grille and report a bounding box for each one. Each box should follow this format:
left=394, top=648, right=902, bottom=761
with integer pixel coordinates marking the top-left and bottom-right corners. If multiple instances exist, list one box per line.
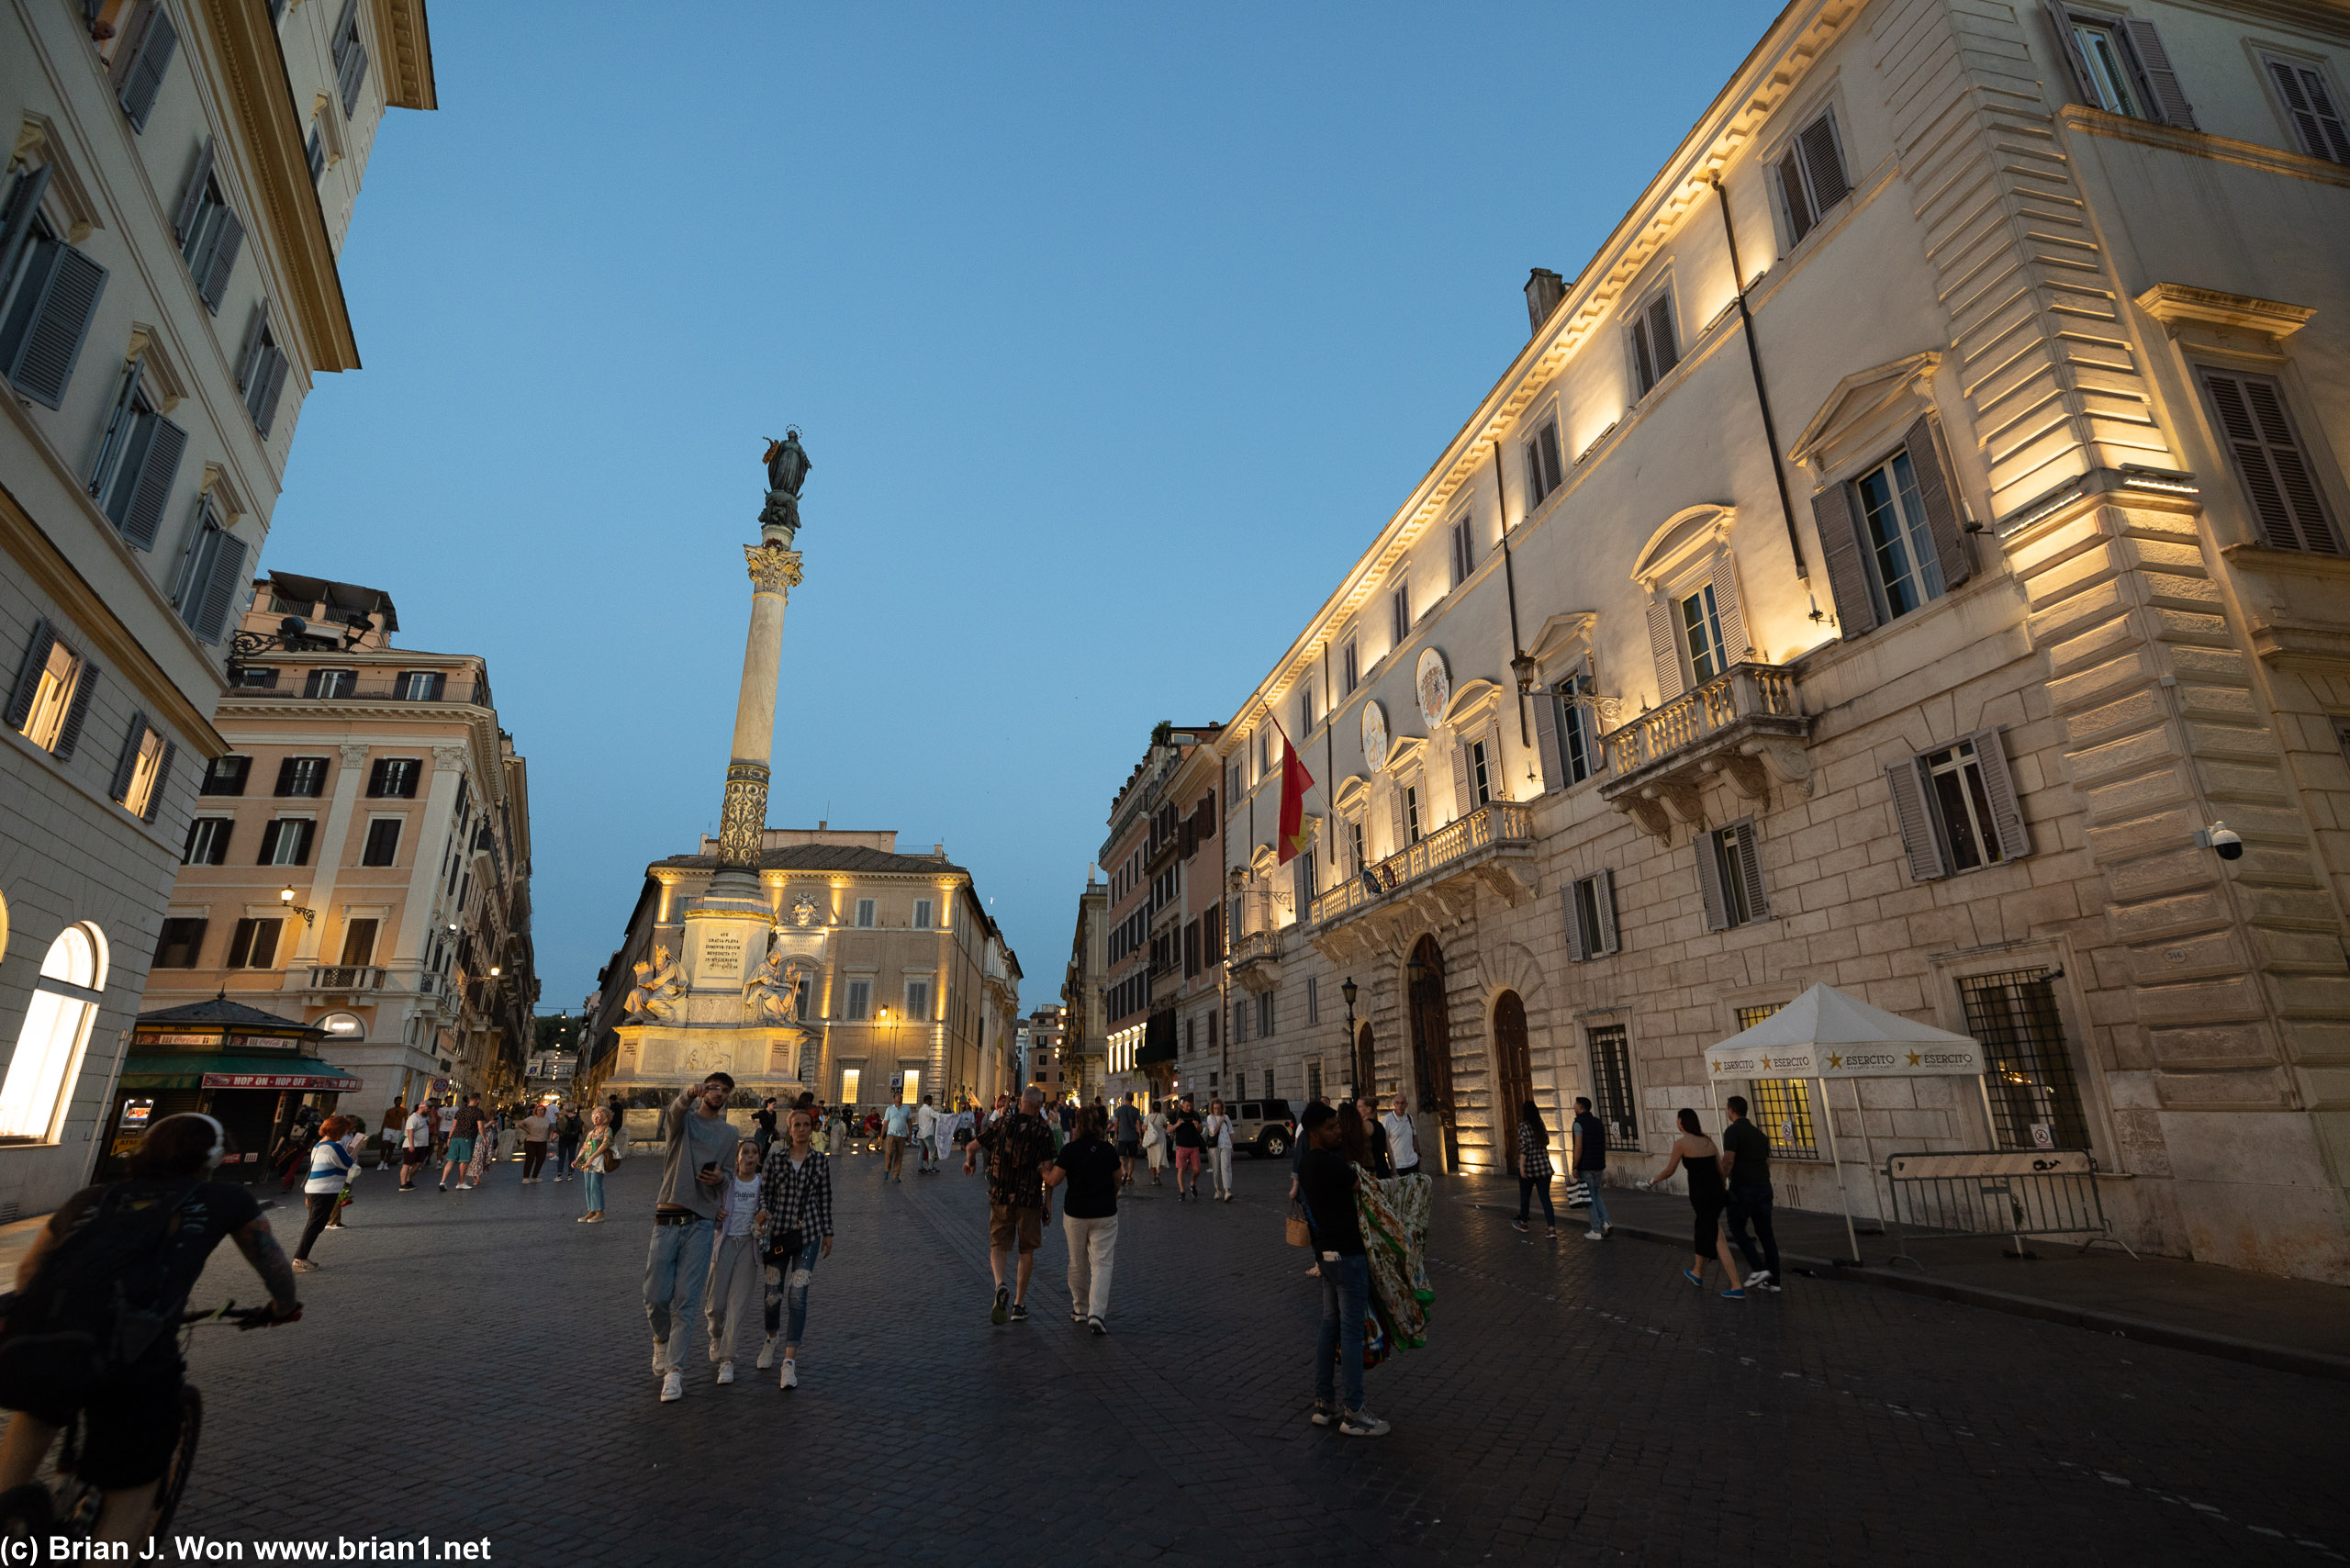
left=1959, top=967, right=2091, bottom=1151
left=1586, top=1025, right=1640, bottom=1150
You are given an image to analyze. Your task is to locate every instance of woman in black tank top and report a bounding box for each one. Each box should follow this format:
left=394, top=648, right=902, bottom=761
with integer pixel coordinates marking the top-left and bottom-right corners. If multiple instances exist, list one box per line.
left=1638, top=1107, right=1748, bottom=1297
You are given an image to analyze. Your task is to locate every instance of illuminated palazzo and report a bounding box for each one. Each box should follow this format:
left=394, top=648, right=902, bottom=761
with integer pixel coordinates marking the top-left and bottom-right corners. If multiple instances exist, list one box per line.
left=1179, top=0, right=2350, bottom=1282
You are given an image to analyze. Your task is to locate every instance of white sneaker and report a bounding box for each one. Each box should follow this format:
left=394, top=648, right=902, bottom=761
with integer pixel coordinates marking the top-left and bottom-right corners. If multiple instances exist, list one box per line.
left=659, top=1370, right=683, bottom=1403
left=1585, top=1229, right=1605, bottom=1240
left=716, top=1361, right=735, bottom=1385
left=779, top=1360, right=800, bottom=1390
left=756, top=1336, right=777, bottom=1370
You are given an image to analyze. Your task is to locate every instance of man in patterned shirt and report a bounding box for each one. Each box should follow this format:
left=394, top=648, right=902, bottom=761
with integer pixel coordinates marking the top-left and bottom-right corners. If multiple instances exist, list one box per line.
left=963, top=1085, right=1056, bottom=1324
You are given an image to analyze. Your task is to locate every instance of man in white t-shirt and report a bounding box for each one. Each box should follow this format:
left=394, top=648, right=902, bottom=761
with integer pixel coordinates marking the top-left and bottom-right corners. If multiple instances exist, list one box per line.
left=399, top=1100, right=438, bottom=1192
left=882, top=1100, right=912, bottom=1182
left=1382, top=1094, right=1422, bottom=1177
left=913, top=1095, right=940, bottom=1175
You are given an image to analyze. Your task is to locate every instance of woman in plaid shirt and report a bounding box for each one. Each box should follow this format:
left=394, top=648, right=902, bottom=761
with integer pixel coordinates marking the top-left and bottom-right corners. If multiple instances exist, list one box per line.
left=755, top=1107, right=834, bottom=1389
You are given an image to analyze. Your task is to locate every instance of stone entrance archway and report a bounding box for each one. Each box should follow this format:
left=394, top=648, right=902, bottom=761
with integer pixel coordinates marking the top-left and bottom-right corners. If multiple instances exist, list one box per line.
left=1494, top=990, right=1531, bottom=1174
left=1406, top=935, right=1458, bottom=1170
left=1355, top=1022, right=1376, bottom=1101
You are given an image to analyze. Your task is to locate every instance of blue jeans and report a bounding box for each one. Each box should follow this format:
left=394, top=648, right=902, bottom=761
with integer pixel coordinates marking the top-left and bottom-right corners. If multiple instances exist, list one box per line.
left=1314, top=1253, right=1371, bottom=1412
left=643, top=1217, right=714, bottom=1370
left=1579, top=1170, right=1608, bottom=1231
left=582, top=1170, right=605, bottom=1210
left=1728, top=1183, right=1778, bottom=1275
left=763, top=1233, right=822, bottom=1349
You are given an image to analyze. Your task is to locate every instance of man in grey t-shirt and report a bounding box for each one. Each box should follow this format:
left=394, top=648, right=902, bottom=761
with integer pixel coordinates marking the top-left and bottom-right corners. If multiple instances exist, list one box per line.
left=646, top=1073, right=738, bottom=1401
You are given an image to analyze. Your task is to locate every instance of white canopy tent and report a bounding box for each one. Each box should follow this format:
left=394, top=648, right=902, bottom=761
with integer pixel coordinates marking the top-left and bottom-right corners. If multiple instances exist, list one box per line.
left=1703, top=983, right=1986, bottom=1262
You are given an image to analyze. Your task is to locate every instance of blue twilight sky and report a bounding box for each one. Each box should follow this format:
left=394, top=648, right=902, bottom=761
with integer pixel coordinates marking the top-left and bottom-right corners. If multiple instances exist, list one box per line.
left=270, top=2, right=1767, bottom=1011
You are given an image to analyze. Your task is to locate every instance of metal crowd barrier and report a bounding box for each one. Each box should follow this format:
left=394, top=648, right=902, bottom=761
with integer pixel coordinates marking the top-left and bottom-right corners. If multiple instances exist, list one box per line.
left=1880, top=1148, right=2136, bottom=1270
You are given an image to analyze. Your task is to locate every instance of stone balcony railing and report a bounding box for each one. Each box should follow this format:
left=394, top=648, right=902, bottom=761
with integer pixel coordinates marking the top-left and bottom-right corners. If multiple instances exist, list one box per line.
left=1226, top=928, right=1284, bottom=994
left=1597, top=662, right=1812, bottom=837
left=304, top=965, right=385, bottom=994
left=1306, top=800, right=1537, bottom=954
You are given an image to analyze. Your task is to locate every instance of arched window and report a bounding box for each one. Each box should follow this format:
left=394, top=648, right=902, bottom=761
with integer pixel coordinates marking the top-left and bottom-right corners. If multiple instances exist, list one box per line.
left=0, top=923, right=108, bottom=1141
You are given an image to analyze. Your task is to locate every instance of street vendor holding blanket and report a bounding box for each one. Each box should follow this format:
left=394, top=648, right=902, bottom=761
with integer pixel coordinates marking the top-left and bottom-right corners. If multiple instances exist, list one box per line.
left=1297, top=1103, right=1388, bottom=1439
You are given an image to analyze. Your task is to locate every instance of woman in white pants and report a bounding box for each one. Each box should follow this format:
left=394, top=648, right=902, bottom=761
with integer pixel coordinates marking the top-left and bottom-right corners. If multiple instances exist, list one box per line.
left=702, top=1140, right=766, bottom=1383
left=1043, top=1104, right=1122, bottom=1333
left=1203, top=1099, right=1236, bottom=1202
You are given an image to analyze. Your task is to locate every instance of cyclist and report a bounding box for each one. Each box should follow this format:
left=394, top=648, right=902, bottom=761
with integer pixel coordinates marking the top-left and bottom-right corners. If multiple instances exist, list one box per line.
left=0, top=1113, right=299, bottom=1542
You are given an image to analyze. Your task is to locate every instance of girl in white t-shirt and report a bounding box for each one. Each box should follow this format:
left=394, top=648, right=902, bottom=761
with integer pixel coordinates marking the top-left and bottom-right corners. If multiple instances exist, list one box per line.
left=701, top=1141, right=767, bottom=1384
left=1203, top=1101, right=1237, bottom=1203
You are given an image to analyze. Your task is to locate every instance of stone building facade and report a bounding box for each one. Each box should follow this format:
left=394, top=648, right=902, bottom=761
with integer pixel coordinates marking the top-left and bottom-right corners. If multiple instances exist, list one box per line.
left=592, top=827, right=1021, bottom=1115
left=1200, top=0, right=2350, bottom=1282
left=1094, top=724, right=1222, bottom=1105
left=0, top=0, right=431, bottom=1216
left=141, top=573, right=538, bottom=1118
left=1060, top=875, right=1106, bottom=1102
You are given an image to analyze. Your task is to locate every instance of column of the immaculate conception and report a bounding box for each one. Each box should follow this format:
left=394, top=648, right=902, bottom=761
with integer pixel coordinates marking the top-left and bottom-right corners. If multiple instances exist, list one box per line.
left=623, top=433, right=819, bottom=1091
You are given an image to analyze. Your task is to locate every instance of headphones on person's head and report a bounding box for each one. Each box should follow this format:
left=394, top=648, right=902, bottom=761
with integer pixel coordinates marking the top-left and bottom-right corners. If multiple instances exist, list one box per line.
left=196, top=1113, right=226, bottom=1172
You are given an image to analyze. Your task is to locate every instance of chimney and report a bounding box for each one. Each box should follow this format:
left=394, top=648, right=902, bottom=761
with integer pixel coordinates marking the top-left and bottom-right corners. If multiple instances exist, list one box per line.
left=1525, top=268, right=1566, bottom=337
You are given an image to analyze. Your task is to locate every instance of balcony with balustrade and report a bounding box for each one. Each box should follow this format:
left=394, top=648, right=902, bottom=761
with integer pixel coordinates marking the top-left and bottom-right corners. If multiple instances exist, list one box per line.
left=1306, top=800, right=1538, bottom=959
left=1226, top=927, right=1285, bottom=994
left=1596, top=662, right=1812, bottom=838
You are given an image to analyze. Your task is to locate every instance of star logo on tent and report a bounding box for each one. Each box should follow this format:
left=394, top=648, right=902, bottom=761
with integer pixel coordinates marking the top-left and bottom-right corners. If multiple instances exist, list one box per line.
left=1710, top=1059, right=1723, bottom=1073
left=1827, top=1053, right=1843, bottom=1069
left=1907, top=1050, right=1922, bottom=1067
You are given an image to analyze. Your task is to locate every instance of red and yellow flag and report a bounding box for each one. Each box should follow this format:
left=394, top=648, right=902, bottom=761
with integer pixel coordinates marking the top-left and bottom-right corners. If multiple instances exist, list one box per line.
left=1275, top=725, right=1315, bottom=865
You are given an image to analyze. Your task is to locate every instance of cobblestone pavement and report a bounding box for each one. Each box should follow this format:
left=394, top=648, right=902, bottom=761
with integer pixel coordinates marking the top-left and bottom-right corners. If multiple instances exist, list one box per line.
left=168, top=1148, right=2350, bottom=1566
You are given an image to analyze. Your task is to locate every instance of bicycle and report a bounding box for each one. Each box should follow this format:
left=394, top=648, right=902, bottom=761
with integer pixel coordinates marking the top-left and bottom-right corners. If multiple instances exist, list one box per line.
left=0, top=1301, right=293, bottom=1549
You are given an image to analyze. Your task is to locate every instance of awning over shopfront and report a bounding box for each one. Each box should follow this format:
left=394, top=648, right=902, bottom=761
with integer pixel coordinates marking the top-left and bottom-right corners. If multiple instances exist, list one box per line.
left=119, top=1054, right=362, bottom=1092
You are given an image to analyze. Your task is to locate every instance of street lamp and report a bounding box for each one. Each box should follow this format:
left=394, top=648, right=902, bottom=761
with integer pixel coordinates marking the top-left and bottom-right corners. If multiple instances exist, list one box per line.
left=1341, top=976, right=1360, bottom=1096
left=278, top=884, right=316, bottom=927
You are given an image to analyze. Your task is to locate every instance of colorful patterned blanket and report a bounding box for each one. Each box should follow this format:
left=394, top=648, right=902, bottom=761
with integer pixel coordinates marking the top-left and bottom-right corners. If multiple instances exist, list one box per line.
left=1355, top=1169, right=1433, bottom=1358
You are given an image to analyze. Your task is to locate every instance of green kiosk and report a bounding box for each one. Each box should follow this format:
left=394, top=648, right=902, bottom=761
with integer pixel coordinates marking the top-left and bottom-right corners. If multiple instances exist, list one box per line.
left=103, top=997, right=361, bottom=1182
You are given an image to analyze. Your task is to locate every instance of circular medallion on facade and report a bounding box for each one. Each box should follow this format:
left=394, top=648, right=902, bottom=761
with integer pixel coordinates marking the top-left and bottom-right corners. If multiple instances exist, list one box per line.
left=1415, top=647, right=1451, bottom=730
left=1360, top=700, right=1390, bottom=772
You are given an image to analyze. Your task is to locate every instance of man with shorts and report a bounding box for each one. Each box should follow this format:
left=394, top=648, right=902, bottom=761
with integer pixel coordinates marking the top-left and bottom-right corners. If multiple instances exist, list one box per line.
left=398, top=1098, right=437, bottom=1192
left=0, top=1114, right=300, bottom=1541
left=964, top=1086, right=1056, bottom=1324
left=1170, top=1095, right=1204, bottom=1201
left=882, top=1097, right=912, bottom=1182
left=442, top=1093, right=487, bottom=1191
left=1113, top=1093, right=1142, bottom=1189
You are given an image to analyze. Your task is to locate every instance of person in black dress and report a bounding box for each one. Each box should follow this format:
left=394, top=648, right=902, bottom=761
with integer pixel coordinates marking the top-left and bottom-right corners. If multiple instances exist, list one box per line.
left=1638, top=1107, right=1748, bottom=1298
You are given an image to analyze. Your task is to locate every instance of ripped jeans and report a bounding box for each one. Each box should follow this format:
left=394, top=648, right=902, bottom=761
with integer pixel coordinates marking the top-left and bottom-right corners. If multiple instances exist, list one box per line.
left=763, top=1232, right=823, bottom=1350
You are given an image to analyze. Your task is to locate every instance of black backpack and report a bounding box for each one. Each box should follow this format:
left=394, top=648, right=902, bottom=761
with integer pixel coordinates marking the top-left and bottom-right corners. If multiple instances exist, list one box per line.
left=0, top=1182, right=198, bottom=1408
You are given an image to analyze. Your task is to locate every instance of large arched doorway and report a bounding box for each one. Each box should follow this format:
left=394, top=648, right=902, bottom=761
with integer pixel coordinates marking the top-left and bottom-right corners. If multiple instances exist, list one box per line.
left=1493, top=991, right=1531, bottom=1175
left=1354, top=1023, right=1376, bottom=1101
left=1405, top=935, right=1458, bottom=1170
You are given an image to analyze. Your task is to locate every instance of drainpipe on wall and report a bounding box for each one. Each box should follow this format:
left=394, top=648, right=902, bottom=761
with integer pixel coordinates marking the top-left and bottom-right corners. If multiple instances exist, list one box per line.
left=1494, top=442, right=1530, bottom=748
left=1710, top=175, right=1810, bottom=585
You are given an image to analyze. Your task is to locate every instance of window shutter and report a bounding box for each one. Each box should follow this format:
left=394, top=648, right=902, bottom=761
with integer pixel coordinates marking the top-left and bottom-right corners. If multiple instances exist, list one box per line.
left=0, top=164, right=54, bottom=287
left=1645, top=599, right=1686, bottom=700
left=234, top=306, right=265, bottom=390
left=143, top=742, right=176, bottom=823
left=2042, top=0, right=2096, bottom=104
left=367, top=758, right=391, bottom=797
left=1387, top=779, right=1405, bottom=849
left=1708, top=554, right=1750, bottom=664
left=2122, top=19, right=2196, bottom=129
left=2269, top=61, right=2350, bottom=163
left=109, top=715, right=148, bottom=803
left=251, top=919, right=280, bottom=969
left=294, top=820, right=316, bottom=866
left=1448, top=741, right=1472, bottom=820
left=118, top=414, right=187, bottom=551
left=118, top=7, right=179, bottom=131
left=52, top=653, right=97, bottom=760
left=254, top=345, right=289, bottom=436
left=2200, top=371, right=2338, bottom=554
left=227, top=918, right=254, bottom=966
left=5, top=620, right=55, bottom=732
left=1531, top=689, right=1562, bottom=791
left=1733, top=823, right=1770, bottom=920
left=274, top=757, right=300, bottom=795
left=196, top=210, right=242, bottom=311
left=1482, top=719, right=1504, bottom=800
left=1775, top=151, right=1814, bottom=244
left=1797, top=113, right=1851, bottom=212
left=1561, top=883, right=1588, bottom=963
left=1628, top=313, right=1655, bottom=394
left=1811, top=480, right=1879, bottom=635
left=173, top=139, right=215, bottom=243
left=1883, top=756, right=1949, bottom=881
left=1966, top=727, right=2031, bottom=859
left=6, top=242, right=107, bottom=409
left=1903, top=414, right=1971, bottom=590
left=256, top=821, right=279, bottom=865
left=1646, top=295, right=1678, bottom=379
left=194, top=530, right=247, bottom=641
left=1595, top=868, right=1620, bottom=955
left=1695, top=832, right=1730, bottom=932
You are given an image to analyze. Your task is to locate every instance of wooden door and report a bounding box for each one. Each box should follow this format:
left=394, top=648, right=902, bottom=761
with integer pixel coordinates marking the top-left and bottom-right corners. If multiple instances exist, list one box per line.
left=1494, top=991, right=1532, bottom=1174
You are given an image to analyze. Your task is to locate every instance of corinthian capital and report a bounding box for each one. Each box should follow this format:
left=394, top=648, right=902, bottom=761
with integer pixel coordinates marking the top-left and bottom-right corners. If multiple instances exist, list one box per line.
left=745, top=543, right=804, bottom=595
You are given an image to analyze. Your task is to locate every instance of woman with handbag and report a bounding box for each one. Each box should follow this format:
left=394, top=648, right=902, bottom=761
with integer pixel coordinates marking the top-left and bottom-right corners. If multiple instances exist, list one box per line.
left=573, top=1103, right=620, bottom=1222
left=755, top=1107, right=834, bottom=1389
left=1511, top=1100, right=1557, bottom=1239
left=1142, top=1105, right=1168, bottom=1187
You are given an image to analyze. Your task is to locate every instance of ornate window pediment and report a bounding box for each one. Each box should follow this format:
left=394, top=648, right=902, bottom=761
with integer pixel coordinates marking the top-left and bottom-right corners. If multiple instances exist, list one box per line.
left=1631, top=505, right=1737, bottom=593
left=1787, top=351, right=1942, bottom=478
left=1442, top=678, right=1503, bottom=729
left=1333, top=774, right=1368, bottom=812
left=2135, top=283, right=2311, bottom=365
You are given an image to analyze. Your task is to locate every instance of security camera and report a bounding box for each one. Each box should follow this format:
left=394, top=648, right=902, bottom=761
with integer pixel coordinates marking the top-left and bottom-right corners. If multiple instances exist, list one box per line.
left=2199, top=823, right=2244, bottom=861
